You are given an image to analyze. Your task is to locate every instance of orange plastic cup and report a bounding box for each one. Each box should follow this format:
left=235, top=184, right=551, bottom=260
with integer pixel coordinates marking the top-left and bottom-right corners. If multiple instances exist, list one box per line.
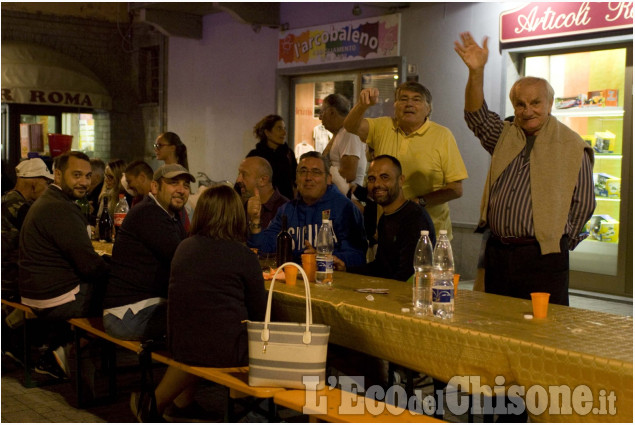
left=301, top=253, right=317, bottom=282
left=284, top=265, right=298, bottom=286
left=453, top=274, right=460, bottom=297
left=530, top=292, right=550, bottom=318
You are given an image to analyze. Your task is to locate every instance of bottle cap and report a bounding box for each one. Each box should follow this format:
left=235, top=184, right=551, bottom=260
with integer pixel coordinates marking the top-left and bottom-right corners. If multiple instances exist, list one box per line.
left=322, top=219, right=329, bottom=223
left=421, top=230, right=429, bottom=236
left=119, top=194, right=124, bottom=199
left=439, top=230, right=447, bottom=235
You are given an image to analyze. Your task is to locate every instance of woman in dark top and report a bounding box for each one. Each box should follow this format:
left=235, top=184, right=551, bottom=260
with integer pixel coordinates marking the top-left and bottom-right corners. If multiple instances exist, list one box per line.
left=247, top=115, right=297, bottom=200
left=130, top=184, right=266, bottom=422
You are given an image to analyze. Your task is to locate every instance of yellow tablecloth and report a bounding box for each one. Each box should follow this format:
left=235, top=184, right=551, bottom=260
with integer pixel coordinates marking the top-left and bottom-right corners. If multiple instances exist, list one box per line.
left=91, top=240, right=113, bottom=256
left=267, top=272, right=633, bottom=423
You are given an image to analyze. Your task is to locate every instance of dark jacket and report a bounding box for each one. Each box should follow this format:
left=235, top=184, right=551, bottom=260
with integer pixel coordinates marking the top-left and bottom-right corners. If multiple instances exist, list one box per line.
left=19, top=185, right=109, bottom=300
left=103, top=195, right=186, bottom=309
left=168, top=236, right=266, bottom=367
left=247, top=141, right=297, bottom=200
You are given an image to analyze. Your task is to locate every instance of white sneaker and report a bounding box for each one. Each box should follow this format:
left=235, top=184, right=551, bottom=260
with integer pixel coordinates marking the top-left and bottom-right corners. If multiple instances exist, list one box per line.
left=52, top=345, right=70, bottom=378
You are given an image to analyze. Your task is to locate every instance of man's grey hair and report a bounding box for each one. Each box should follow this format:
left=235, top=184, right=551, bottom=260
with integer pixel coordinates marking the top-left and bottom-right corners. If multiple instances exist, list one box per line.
left=298, top=151, right=330, bottom=173
left=323, top=93, right=351, bottom=117
left=510, top=77, right=555, bottom=104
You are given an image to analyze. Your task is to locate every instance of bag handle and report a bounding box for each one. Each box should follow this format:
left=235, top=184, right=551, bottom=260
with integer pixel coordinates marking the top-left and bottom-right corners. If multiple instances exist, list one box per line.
left=262, top=262, right=313, bottom=344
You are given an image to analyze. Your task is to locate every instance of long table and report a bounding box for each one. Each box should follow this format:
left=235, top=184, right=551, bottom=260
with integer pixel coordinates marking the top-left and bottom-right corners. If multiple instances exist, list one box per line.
left=267, top=271, right=633, bottom=423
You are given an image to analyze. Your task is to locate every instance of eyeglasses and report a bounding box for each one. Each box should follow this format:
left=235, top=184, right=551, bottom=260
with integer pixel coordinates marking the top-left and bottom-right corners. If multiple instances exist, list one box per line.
left=154, top=143, right=170, bottom=150
left=297, top=168, right=325, bottom=177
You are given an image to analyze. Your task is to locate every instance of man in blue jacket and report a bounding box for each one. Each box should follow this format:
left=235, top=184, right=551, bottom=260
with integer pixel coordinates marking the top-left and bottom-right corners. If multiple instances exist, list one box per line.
left=248, top=151, right=366, bottom=268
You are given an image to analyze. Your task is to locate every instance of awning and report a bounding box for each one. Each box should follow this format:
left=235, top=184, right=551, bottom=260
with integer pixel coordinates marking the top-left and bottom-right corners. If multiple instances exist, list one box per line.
left=1, top=41, right=112, bottom=110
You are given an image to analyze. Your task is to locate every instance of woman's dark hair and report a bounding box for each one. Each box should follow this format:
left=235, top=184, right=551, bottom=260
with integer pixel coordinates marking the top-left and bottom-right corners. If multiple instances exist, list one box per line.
left=190, top=184, right=247, bottom=242
left=253, top=115, right=283, bottom=144
left=159, top=132, right=189, bottom=170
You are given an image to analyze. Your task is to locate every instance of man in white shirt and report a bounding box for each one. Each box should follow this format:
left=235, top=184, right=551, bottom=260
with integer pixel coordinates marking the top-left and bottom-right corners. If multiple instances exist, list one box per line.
left=319, top=94, right=368, bottom=195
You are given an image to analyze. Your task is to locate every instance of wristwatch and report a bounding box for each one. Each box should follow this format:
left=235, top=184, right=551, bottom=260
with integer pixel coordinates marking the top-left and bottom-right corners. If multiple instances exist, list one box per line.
left=418, top=196, right=427, bottom=208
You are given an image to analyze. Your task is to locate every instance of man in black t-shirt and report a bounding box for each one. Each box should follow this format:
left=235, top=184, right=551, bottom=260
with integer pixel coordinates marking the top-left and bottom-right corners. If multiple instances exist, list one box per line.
left=335, top=155, right=435, bottom=281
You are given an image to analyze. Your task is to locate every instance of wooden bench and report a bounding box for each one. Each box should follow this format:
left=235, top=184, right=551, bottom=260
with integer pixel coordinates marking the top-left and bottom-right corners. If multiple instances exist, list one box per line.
left=274, top=388, right=446, bottom=423
left=1, top=299, right=50, bottom=388
left=68, top=316, right=285, bottom=420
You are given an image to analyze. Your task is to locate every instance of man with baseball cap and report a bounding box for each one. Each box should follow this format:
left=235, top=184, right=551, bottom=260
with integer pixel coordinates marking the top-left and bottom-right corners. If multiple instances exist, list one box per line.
left=2, top=158, right=54, bottom=298
left=102, top=164, right=194, bottom=342
left=2, top=158, right=54, bottom=370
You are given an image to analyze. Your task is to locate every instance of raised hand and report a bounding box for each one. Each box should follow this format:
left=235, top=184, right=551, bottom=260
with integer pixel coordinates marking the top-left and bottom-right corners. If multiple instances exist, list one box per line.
left=359, top=88, right=379, bottom=106
left=454, top=32, right=489, bottom=71
left=246, top=187, right=262, bottom=222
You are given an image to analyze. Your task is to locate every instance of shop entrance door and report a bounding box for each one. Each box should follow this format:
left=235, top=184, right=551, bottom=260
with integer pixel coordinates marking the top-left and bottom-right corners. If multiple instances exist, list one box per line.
left=289, top=67, right=399, bottom=159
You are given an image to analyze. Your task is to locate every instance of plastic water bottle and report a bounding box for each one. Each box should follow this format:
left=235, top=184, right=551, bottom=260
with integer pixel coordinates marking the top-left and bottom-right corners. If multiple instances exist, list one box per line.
left=316, top=219, right=334, bottom=285
left=113, top=194, right=129, bottom=239
left=432, top=230, right=454, bottom=319
left=413, top=230, right=434, bottom=316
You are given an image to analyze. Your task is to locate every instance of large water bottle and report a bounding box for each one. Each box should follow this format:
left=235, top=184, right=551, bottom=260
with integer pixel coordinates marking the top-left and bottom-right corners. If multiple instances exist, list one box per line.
left=432, top=230, right=454, bottom=319
left=413, top=230, right=434, bottom=316
left=316, top=219, right=334, bottom=285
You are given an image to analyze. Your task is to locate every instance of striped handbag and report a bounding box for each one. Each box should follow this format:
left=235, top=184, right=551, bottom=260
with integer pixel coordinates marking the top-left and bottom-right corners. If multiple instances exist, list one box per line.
left=247, top=262, right=330, bottom=389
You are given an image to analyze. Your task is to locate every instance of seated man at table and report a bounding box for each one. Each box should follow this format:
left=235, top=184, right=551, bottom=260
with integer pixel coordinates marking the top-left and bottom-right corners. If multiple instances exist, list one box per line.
left=19, top=151, right=110, bottom=377
left=248, top=151, right=366, bottom=268
left=335, top=155, right=435, bottom=281
left=235, top=156, right=289, bottom=229
left=102, top=164, right=193, bottom=341
left=123, top=160, right=153, bottom=208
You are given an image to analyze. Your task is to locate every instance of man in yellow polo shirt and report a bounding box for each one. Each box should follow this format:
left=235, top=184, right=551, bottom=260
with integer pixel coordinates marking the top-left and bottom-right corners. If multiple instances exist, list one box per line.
left=344, top=82, right=467, bottom=239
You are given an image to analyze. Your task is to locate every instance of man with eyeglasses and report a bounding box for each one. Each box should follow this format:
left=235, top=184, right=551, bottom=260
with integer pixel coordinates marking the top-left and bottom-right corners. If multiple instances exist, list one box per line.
left=248, top=151, right=366, bottom=268
left=344, top=81, right=468, bottom=240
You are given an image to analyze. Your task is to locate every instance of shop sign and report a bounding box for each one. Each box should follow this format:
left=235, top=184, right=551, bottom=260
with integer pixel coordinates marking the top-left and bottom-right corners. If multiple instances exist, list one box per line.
left=500, top=2, right=633, bottom=43
left=278, top=14, right=400, bottom=68
left=1, top=87, right=111, bottom=110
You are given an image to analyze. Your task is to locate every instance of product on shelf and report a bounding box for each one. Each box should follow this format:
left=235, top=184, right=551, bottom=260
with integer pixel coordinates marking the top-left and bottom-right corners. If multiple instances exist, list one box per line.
left=587, top=215, right=619, bottom=243
left=586, top=89, right=618, bottom=107
left=555, top=95, right=583, bottom=109
left=594, top=173, right=619, bottom=197
left=593, top=130, right=616, bottom=153
left=607, top=178, right=621, bottom=199
left=581, top=135, right=594, bottom=147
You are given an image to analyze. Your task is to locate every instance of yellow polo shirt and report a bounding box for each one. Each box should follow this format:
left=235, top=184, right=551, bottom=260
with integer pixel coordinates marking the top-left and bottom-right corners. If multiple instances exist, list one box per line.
left=367, top=117, right=468, bottom=239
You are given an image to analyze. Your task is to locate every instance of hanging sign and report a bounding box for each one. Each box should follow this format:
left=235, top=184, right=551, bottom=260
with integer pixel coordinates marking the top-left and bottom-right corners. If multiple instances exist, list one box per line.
left=278, top=14, right=400, bottom=68
left=500, top=2, right=633, bottom=43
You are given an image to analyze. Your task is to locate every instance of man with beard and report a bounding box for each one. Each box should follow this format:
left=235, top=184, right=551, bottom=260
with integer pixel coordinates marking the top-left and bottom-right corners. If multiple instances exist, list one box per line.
left=102, top=164, right=193, bottom=342
left=344, top=81, right=467, bottom=240
left=235, top=156, right=288, bottom=230
left=19, top=151, right=109, bottom=378
left=335, top=155, right=435, bottom=281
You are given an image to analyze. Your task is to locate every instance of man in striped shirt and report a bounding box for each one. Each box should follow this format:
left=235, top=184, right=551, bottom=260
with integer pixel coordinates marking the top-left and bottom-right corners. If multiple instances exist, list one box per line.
left=455, top=32, right=595, bottom=306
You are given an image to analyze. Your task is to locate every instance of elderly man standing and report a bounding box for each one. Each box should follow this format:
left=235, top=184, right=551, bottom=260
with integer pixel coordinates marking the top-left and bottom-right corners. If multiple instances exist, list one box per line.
left=123, top=160, right=154, bottom=207
left=454, top=32, right=595, bottom=306
left=102, top=164, right=193, bottom=342
left=236, top=156, right=289, bottom=230
left=344, top=82, right=468, bottom=239
left=248, top=151, right=366, bottom=268
left=336, top=155, right=435, bottom=281
left=319, top=93, right=368, bottom=195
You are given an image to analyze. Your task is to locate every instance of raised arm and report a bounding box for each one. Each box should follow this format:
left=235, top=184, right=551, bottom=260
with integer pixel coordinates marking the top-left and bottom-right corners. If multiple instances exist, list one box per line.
left=343, top=88, right=379, bottom=143
left=454, top=32, right=489, bottom=112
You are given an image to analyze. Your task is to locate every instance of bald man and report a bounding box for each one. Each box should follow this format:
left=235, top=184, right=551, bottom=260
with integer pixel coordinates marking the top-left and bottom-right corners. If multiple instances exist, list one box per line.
left=235, top=156, right=289, bottom=230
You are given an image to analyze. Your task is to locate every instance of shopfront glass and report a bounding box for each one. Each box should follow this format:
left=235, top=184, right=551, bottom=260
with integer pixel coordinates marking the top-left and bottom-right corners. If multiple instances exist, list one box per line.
left=290, top=67, right=398, bottom=158
left=518, top=46, right=631, bottom=285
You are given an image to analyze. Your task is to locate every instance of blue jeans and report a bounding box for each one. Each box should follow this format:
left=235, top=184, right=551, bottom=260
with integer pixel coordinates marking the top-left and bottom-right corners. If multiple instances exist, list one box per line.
left=103, top=302, right=167, bottom=342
